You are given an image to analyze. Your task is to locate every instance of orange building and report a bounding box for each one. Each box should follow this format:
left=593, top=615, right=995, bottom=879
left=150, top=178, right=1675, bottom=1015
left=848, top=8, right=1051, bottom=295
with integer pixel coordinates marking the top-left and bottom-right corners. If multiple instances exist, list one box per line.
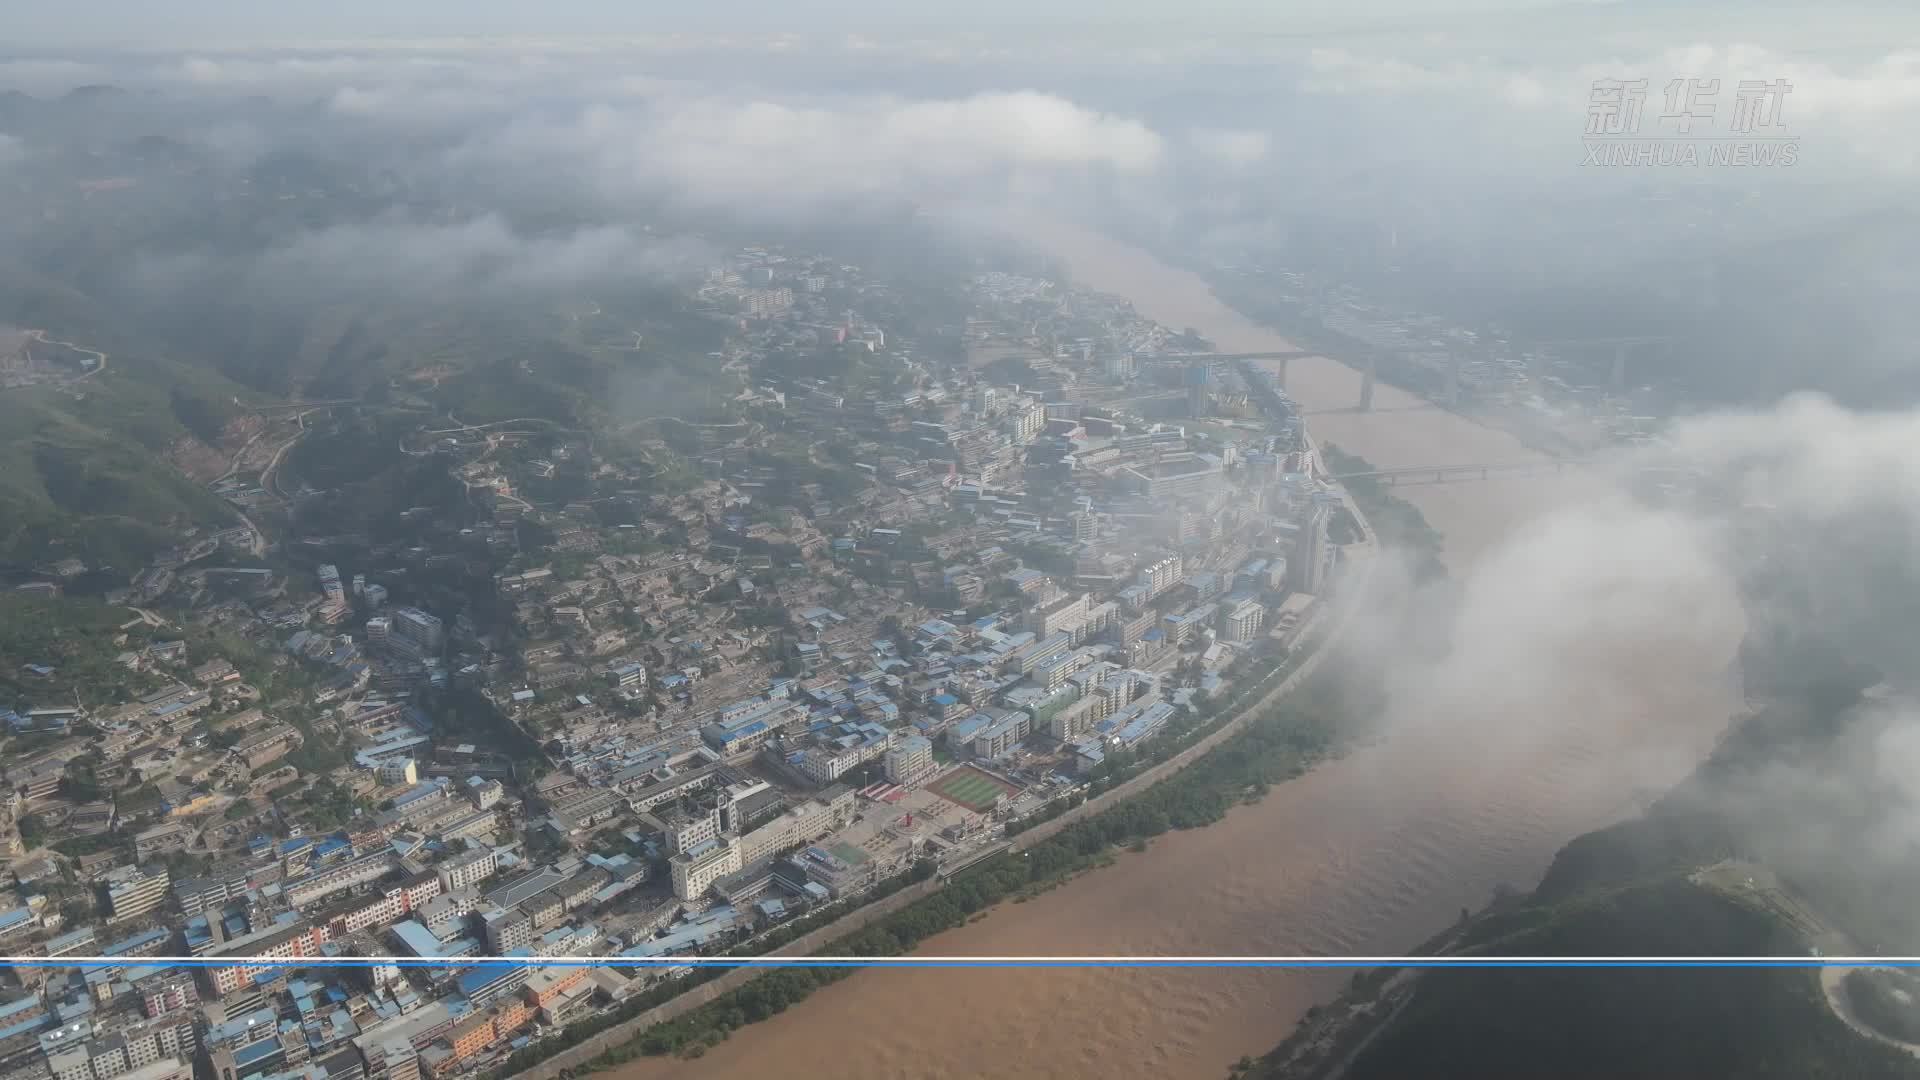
left=523, top=966, right=588, bottom=1009
left=491, top=998, right=533, bottom=1038
left=447, top=1013, right=495, bottom=1064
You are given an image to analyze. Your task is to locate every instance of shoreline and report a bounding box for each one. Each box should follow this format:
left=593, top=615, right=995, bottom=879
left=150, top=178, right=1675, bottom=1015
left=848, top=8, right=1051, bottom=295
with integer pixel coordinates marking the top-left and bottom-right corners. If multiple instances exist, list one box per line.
left=573, top=223, right=1720, bottom=1080
left=500, top=488, right=1386, bottom=1079
left=1105, top=233, right=1597, bottom=463
left=1006, top=216, right=1583, bottom=570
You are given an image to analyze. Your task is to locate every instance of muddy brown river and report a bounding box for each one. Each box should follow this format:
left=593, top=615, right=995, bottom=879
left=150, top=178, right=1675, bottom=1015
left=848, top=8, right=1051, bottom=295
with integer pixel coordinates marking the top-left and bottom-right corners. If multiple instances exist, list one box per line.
left=610, top=221, right=1744, bottom=1080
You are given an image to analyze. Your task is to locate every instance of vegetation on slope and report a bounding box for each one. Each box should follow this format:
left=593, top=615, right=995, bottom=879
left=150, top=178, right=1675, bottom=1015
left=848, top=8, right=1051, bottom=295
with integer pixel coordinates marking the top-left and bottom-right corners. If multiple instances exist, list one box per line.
left=1249, top=653, right=1915, bottom=1080
left=1342, top=877, right=1919, bottom=1080
left=1319, top=443, right=1445, bottom=583
left=0, top=593, right=146, bottom=705
left=493, top=657, right=1369, bottom=1073
left=0, top=355, right=251, bottom=568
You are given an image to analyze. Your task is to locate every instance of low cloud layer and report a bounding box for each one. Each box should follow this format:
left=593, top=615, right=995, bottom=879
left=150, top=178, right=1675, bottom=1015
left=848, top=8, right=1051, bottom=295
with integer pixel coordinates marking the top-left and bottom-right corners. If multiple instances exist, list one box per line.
left=1328, top=392, right=1920, bottom=938
left=1187, top=128, right=1271, bottom=168
left=446, top=89, right=1166, bottom=218
left=0, top=46, right=1185, bottom=223
left=127, top=216, right=712, bottom=307
left=5, top=20, right=1920, bottom=958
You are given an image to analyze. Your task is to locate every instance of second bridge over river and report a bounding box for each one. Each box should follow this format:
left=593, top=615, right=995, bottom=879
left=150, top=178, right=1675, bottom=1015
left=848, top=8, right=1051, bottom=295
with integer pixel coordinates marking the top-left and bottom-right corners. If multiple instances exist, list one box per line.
left=1325, top=458, right=1592, bottom=486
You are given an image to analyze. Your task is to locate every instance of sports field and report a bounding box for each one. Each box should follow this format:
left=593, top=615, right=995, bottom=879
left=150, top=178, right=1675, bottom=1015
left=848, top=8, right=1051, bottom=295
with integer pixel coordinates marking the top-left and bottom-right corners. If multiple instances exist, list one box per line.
left=928, top=765, right=1019, bottom=812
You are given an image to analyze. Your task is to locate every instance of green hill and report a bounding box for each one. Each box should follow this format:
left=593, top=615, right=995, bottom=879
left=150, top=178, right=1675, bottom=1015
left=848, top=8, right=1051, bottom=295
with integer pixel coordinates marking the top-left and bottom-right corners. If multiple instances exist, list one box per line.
left=0, top=592, right=146, bottom=707
left=0, top=87, right=735, bottom=569
left=1247, top=666, right=1920, bottom=1080
left=0, top=351, right=249, bottom=570
left=1335, top=877, right=1917, bottom=1080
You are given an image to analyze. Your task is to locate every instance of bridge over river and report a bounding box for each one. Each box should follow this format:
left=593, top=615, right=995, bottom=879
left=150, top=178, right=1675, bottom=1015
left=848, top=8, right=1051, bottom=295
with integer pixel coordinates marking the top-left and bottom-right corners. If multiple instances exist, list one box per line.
left=1326, top=458, right=1593, bottom=486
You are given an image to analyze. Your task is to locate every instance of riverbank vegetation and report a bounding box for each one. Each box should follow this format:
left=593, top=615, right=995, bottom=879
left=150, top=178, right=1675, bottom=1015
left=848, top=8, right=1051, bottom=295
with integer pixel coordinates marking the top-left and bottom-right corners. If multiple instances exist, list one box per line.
left=616, top=679, right=1347, bottom=1063
left=1319, top=443, right=1445, bottom=583
left=492, top=652, right=1371, bottom=1075
left=491, top=491, right=1391, bottom=1074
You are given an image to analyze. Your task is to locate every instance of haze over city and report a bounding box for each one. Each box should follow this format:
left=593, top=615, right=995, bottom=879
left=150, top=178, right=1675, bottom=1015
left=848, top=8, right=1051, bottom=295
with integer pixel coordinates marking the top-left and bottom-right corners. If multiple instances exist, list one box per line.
left=3, top=3, right=1920, bottom=1079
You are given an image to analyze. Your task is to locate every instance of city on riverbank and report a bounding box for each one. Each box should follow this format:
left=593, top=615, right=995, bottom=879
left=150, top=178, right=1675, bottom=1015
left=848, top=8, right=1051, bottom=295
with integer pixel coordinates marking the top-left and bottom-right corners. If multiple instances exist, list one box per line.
left=0, top=233, right=1373, bottom=1080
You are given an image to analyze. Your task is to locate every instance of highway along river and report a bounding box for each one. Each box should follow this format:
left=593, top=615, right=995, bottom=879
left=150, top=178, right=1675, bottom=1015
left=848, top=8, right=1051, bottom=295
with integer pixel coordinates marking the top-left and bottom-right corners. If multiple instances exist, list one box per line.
left=612, top=220, right=1747, bottom=1080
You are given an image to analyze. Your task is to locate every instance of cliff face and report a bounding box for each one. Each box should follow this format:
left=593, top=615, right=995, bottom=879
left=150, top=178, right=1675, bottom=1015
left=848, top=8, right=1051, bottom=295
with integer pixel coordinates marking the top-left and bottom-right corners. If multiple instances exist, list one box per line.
left=1244, top=644, right=1920, bottom=1080
left=1338, top=879, right=1903, bottom=1080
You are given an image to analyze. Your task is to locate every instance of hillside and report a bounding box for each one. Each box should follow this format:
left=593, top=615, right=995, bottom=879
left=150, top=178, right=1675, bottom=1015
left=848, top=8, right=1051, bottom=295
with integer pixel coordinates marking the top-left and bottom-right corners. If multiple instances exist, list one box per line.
left=1247, top=660, right=1920, bottom=1080
left=1338, top=876, right=1917, bottom=1080
left=0, top=592, right=149, bottom=707
left=0, top=87, right=745, bottom=570
left=0, top=339, right=253, bottom=569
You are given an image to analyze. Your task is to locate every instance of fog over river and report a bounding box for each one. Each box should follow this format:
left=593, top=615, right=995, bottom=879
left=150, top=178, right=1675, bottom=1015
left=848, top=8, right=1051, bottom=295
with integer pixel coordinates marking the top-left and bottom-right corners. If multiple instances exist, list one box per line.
left=611, top=221, right=1747, bottom=1080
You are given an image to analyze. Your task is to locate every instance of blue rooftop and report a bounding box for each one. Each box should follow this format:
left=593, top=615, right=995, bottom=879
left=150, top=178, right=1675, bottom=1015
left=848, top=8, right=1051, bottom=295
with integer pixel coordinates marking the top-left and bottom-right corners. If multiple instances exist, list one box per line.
left=232, top=1038, right=283, bottom=1068
left=43, top=928, right=93, bottom=954
left=456, top=954, right=532, bottom=997
left=392, top=782, right=442, bottom=808
left=621, top=906, right=743, bottom=957
left=102, top=928, right=169, bottom=956
left=390, top=921, right=450, bottom=958
left=948, top=713, right=992, bottom=741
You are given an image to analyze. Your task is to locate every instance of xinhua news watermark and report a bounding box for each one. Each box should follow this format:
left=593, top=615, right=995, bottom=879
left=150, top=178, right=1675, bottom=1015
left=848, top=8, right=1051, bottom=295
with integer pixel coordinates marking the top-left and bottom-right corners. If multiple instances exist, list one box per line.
left=1584, top=77, right=1798, bottom=167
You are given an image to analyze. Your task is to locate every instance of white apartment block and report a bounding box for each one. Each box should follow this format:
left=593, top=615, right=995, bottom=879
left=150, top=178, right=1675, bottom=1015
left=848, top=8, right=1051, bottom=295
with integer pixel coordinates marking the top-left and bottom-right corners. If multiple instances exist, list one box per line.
left=670, top=839, right=742, bottom=900
left=884, top=736, right=937, bottom=787
left=437, top=848, right=498, bottom=893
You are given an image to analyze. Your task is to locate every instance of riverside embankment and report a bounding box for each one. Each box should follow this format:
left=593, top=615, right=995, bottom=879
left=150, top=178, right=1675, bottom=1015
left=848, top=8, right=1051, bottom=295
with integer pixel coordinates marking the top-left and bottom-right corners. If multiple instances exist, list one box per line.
left=598, top=223, right=1742, bottom=1080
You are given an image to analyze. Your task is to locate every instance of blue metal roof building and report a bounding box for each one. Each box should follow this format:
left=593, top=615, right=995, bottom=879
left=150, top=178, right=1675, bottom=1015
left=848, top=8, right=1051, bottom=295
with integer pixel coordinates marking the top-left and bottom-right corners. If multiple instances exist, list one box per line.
left=621, top=906, right=744, bottom=958
left=0, top=996, right=48, bottom=1042
left=102, top=927, right=170, bottom=956
left=457, top=951, right=532, bottom=1007
left=947, top=713, right=993, bottom=744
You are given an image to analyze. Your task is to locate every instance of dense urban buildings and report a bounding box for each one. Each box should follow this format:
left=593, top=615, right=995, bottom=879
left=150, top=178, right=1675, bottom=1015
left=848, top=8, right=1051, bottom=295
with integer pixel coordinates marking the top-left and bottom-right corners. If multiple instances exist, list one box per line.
left=0, top=236, right=1356, bottom=1080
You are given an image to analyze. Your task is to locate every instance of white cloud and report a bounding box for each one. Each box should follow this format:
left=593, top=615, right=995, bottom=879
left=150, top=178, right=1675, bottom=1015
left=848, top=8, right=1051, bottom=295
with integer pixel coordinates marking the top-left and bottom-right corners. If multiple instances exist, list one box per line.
left=1331, top=392, right=1920, bottom=944
left=132, top=215, right=710, bottom=305
left=642, top=90, right=1162, bottom=177
left=1188, top=128, right=1271, bottom=167
left=1660, top=392, right=1920, bottom=519
left=454, top=89, right=1166, bottom=217
left=0, top=43, right=1177, bottom=212
left=0, top=58, right=108, bottom=93
left=1305, top=47, right=1571, bottom=110
left=327, top=83, right=514, bottom=123
left=1308, top=48, right=1510, bottom=102
left=1576, top=45, right=1920, bottom=119
left=1306, top=42, right=1920, bottom=122
left=1295, top=41, right=1920, bottom=173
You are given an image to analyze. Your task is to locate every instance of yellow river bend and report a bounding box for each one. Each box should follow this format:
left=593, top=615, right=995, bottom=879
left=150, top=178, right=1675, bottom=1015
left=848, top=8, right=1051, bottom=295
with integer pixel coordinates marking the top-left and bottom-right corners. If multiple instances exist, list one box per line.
left=611, top=221, right=1744, bottom=1080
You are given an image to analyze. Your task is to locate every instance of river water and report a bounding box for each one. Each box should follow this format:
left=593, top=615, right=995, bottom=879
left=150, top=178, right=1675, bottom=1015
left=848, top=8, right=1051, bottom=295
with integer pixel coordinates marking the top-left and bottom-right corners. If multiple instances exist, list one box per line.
left=611, top=221, right=1743, bottom=1080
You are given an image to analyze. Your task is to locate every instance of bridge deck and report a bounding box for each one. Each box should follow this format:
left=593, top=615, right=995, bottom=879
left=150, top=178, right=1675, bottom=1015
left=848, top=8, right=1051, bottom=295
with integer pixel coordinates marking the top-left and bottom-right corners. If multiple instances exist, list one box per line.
left=1149, top=350, right=1317, bottom=362
left=1327, top=459, right=1590, bottom=484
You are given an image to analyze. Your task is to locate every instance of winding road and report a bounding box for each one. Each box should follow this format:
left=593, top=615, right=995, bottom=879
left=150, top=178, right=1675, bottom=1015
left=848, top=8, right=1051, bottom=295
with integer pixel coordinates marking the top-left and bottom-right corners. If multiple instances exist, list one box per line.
left=25, top=330, right=109, bottom=382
